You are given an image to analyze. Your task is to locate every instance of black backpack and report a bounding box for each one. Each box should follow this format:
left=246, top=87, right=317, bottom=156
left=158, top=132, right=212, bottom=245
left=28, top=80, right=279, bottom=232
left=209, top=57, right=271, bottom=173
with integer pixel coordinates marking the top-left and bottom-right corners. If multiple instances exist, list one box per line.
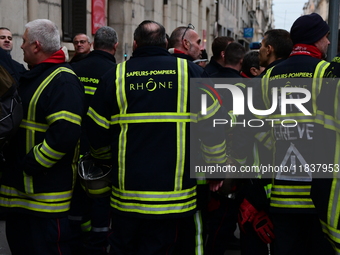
left=0, top=65, right=23, bottom=153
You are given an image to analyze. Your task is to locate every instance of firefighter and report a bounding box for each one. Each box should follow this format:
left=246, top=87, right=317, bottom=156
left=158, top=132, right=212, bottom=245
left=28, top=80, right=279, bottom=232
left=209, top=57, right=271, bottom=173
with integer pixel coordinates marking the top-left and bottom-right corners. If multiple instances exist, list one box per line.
left=86, top=20, right=227, bottom=254
left=70, top=26, right=119, bottom=254
left=311, top=31, right=340, bottom=255
left=235, top=29, right=293, bottom=255
left=168, top=23, right=209, bottom=254
left=0, top=19, right=84, bottom=255
left=311, top=69, right=340, bottom=255
left=205, top=42, right=247, bottom=255
left=252, top=13, right=334, bottom=255
left=205, top=36, right=235, bottom=77
left=168, top=23, right=204, bottom=61
left=70, top=33, right=92, bottom=63
left=240, top=51, right=265, bottom=78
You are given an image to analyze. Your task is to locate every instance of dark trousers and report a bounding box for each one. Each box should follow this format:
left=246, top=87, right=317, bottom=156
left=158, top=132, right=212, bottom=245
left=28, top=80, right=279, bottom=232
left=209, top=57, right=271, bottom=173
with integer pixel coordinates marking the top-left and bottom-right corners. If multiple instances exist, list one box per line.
left=206, top=196, right=239, bottom=255
left=6, top=212, right=72, bottom=255
left=69, top=179, right=111, bottom=255
left=271, top=213, right=334, bottom=255
left=174, top=210, right=204, bottom=255
left=108, top=213, right=181, bottom=255
left=240, top=224, right=270, bottom=255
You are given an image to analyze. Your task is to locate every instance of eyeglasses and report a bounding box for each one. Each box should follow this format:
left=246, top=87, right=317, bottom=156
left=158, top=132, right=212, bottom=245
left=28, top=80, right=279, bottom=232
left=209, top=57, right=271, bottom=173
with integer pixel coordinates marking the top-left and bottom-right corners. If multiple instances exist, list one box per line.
left=181, top=23, right=195, bottom=41
left=73, top=40, right=88, bottom=45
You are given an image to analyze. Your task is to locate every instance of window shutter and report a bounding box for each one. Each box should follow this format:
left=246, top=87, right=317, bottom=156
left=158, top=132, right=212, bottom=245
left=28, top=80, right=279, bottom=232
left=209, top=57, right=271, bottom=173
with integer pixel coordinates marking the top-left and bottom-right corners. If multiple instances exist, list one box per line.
left=62, top=0, right=86, bottom=42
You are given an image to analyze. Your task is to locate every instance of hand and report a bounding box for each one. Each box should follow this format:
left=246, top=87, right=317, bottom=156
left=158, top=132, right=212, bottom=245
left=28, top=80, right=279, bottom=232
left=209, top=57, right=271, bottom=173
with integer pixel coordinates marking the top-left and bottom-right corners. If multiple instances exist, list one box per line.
left=238, top=198, right=258, bottom=232
left=252, top=210, right=275, bottom=243
left=208, top=180, right=224, bottom=192
left=238, top=198, right=275, bottom=244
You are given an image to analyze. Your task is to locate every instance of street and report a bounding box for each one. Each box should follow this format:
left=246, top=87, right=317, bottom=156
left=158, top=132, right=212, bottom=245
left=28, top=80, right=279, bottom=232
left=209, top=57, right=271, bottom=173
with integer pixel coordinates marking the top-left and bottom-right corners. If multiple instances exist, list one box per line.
left=0, top=220, right=240, bottom=255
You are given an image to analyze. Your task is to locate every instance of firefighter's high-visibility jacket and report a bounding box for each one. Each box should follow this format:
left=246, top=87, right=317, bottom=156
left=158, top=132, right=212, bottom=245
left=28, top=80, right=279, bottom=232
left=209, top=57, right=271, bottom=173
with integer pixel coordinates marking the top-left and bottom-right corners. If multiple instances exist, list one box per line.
left=311, top=59, right=340, bottom=254
left=324, top=53, right=340, bottom=78
left=86, top=46, right=227, bottom=219
left=71, top=50, right=117, bottom=156
left=0, top=62, right=84, bottom=218
left=254, top=51, right=330, bottom=214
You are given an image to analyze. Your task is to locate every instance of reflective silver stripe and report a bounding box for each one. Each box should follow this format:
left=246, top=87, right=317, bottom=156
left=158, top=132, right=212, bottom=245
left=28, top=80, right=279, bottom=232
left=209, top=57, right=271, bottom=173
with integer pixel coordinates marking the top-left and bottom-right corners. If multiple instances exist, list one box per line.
left=116, top=62, right=128, bottom=190
left=92, top=227, right=109, bottom=232
left=320, top=220, right=340, bottom=247
left=112, top=186, right=196, bottom=201
left=26, top=67, right=76, bottom=153
left=235, top=157, right=247, bottom=165
left=0, top=198, right=70, bottom=212
left=81, top=220, right=92, bottom=232
left=91, top=146, right=111, bottom=154
left=312, top=61, right=330, bottom=113
left=84, top=86, right=96, bottom=95
left=252, top=143, right=259, bottom=167
left=175, top=58, right=188, bottom=191
left=268, top=114, right=315, bottom=122
left=270, top=198, right=314, bottom=207
left=194, top=210, right=204, bottom=255
left=46, top=111, right=82, bottom=126
left=87, top=107, right=111, bottom=129
left=315, top=111, right=340, bottom=131
left=110, top=113, right=195, bottom=124
left=262, top=66, right=274, bottom=110
left=336, top=83, right=340, bottom=121
left=90, top=145, right=112, bottom=159
left=24, top=172, right=33, bottom=194
left=34, top=145, right=55, bottom=168
left=201, top=140, right=226, bottom=154
left=40, top=140, right=65, bottom=160
left=197, top=99, right=220, bottom=121
left=20, top=120, right=48, bottom=132
left=0, top=185, right=72, bottom=201
left=255, top=131, right=267, bottom=142
left=329, top=178, right=340, bottom=228
left=202, top=153, right=227, bottom=164
left=264, top=136, right=274, bottom=150
left=264, top=185, right=272, bottom=198
left=110, top=197, right=196, bottom=214
left=272, top=187, right=311, bottom=194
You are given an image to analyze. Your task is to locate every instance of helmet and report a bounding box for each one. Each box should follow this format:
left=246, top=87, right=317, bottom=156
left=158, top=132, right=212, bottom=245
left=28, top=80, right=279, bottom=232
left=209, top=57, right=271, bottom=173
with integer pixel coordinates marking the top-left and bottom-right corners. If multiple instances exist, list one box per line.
left=78, top=153, right=112, bottom=198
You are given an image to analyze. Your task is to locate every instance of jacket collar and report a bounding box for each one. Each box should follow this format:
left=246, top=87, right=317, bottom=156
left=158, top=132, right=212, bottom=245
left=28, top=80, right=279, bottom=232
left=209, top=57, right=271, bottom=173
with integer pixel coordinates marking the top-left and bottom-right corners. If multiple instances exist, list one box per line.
left=88, top=50, right=117, bottom=63
left=131, top=46, right=171, bottom=58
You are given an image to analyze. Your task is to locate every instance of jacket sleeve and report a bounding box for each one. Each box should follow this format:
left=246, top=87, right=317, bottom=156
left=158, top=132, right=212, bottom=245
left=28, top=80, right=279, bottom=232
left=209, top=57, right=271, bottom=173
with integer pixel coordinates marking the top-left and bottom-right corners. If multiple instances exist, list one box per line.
left=86, top=70, right=116, bottom=164
left=190, top=79, right=227, bottom=179
left=23, top=73, right=84, bottom=175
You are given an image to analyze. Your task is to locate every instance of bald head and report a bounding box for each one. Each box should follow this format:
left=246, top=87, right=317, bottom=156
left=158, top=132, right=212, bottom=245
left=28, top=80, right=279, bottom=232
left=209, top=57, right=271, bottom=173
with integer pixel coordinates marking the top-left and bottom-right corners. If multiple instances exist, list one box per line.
left=133, top=20, right=167, bottom=49
left=169, top=25, right=203, bottom=60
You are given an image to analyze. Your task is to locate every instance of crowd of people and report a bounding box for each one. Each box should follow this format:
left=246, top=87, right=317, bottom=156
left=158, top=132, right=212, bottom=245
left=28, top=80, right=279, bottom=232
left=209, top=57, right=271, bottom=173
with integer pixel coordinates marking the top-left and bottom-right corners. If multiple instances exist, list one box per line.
left=0, top=12, right=340, bottom=255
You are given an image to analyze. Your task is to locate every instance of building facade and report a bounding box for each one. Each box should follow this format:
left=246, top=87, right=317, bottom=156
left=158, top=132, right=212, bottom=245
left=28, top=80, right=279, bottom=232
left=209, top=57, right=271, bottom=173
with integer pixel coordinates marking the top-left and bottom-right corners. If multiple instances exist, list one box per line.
left=1, top=0, right=273, bottom=66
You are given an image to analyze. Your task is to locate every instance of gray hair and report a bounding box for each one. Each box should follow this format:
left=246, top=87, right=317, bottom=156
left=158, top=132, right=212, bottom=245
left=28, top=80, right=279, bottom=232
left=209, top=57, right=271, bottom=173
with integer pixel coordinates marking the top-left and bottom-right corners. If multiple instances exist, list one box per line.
left=93, top=26, right=118, bottom=51
left=25, top=19, right=60, bottom=53
left=73, top=33, right=91, bottom=44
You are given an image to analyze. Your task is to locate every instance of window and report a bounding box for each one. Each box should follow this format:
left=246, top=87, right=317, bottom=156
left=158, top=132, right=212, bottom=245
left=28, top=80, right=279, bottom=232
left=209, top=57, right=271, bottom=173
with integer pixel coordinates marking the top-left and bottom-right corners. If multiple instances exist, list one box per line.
left=62, top=0, right=86, bottom=42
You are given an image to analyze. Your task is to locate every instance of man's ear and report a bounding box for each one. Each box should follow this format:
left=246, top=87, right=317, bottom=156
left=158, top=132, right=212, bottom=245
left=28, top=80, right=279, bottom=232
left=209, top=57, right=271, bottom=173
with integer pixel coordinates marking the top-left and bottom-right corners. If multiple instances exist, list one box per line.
left=133, top=40, right=137, bottom=51
left=183, top=38, right=190, bottom=50
left=114, top=42, right=119, bottom=50
left=250, top=67, right=259, bottom=77
left=267, top=44, right=273, bottom=55
left=33, top=41, right=41, bottom=54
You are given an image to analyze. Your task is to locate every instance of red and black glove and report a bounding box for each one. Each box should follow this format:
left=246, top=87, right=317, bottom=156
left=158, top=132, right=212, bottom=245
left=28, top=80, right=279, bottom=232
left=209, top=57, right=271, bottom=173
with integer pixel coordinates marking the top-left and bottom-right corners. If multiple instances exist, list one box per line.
left=238, top=198, right=258, bottom=232
left=252, top=210, right=275, bottom=243
left=238, top=198, right=275, bottom=244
